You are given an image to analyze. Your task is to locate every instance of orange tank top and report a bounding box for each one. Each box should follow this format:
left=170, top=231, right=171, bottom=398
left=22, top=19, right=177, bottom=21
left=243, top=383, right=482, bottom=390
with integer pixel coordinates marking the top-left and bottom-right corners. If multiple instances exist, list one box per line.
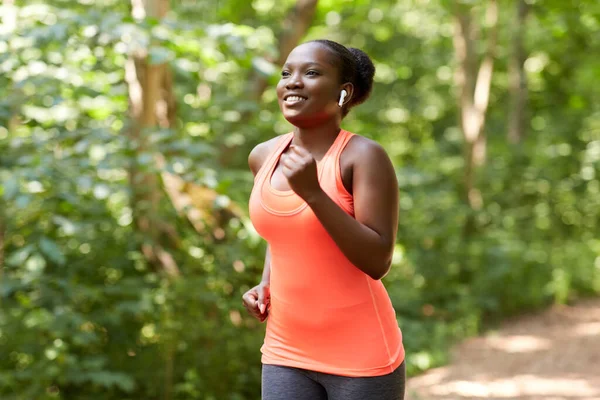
left=249, top=130, right=404, bottom=377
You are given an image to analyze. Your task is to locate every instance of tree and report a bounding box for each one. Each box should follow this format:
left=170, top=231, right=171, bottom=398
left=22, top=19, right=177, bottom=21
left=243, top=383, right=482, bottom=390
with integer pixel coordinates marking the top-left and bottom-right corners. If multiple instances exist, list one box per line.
left=1, top=0, right=599, bottom=398
left=452, top=0, right=498, bottom=213
left=508, top=0, right=530, bottom=144
left=126, top=0, right=180, bottom=277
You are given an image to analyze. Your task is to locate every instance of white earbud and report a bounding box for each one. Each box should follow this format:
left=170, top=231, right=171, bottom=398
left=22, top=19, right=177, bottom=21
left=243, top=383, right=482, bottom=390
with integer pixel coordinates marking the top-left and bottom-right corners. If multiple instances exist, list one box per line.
left=338, top=89, right=347, bottom=107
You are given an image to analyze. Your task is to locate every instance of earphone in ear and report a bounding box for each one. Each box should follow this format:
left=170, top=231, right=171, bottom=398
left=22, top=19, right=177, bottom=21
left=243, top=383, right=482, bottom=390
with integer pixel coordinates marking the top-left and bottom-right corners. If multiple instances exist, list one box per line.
left=338, top=89, right=347, bottom=107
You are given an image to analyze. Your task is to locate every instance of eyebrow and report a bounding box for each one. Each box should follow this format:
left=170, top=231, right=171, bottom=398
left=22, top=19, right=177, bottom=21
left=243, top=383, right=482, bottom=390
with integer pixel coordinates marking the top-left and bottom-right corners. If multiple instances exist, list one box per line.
left=282, top=62, right=326, bottom=69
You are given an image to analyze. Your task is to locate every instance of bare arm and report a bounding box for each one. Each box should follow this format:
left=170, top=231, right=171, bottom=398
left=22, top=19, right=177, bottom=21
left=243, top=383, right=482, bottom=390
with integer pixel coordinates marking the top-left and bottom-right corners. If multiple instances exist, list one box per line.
left=288, top=139, right=399, bottom=280
left=248, top=138, right=279, bottom=286
left=241, top=140, right=278, bottom=321
left=260, top=245, right=271, bottom=285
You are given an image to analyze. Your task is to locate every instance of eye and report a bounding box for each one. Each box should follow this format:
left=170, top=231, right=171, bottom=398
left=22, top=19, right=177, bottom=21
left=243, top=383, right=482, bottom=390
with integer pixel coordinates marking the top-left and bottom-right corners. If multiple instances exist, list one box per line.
left=306, top=70, right=320, bottom=76
left=281, top=70, right=290, bottom=77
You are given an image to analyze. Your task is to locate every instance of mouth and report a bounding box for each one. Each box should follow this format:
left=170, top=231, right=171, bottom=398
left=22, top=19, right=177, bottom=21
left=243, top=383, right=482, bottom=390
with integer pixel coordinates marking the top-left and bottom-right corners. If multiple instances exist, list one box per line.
left=283, top=95, right=307, bottom=105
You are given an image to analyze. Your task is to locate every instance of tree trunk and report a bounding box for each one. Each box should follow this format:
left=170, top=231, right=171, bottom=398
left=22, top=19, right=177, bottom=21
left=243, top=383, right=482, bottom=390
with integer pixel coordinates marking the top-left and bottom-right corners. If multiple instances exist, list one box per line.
left=126, top=0, right=180, bottom=277
left=126, top=2, right=178, bottom=398
left=508, top=0, right=529, bottom=144
left=453, top=0, right=498, bottom=214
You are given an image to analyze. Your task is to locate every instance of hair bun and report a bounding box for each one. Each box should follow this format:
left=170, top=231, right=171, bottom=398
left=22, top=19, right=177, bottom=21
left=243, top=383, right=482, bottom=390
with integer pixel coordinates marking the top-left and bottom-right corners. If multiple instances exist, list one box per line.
left=348, top=48, right=375, bottom=107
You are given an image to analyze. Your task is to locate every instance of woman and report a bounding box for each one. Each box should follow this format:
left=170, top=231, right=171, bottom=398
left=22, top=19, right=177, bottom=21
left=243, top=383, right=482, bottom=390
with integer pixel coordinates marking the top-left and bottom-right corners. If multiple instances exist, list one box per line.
left=242, top=39, right=405, bottom=400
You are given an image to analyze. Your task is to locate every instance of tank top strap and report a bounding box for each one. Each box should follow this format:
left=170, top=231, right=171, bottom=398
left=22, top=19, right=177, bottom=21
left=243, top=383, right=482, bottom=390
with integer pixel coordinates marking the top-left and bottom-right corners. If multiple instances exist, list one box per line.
left=332, top=130, right=355, bottom=206
left=319, top=130, right=355, bottom=216
left=320, top=129, right=354, bottom=172
left=330, top=130, right=355, bottom=164
left=255, top=132, right=294, bottom=184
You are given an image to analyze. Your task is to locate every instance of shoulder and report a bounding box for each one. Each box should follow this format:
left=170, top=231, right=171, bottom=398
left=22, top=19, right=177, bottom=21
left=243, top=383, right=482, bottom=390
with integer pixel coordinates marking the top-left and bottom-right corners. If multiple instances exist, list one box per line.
left=344, top=134, right=392, bottom=167
left=344, top=134, right=397, bottom=187
left=248, top=134, right=288, bottom=177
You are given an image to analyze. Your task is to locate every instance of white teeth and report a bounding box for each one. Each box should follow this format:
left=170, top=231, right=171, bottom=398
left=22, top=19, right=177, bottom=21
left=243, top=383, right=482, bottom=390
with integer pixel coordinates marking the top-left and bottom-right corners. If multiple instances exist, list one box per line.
left=286, top=96, right=306, bottom=102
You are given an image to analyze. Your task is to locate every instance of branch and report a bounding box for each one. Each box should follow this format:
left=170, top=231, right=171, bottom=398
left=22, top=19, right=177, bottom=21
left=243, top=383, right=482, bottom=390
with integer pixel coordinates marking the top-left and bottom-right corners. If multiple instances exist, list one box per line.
left=453, top=5, right=477, bottom=142
left=453, top=1, right=499, bottom=212
left=453, top=0, right=498, bottom=144
left=470, top=0, right=498, bottom=167
left=508, top=0, right=530, bottom=144
left=473, top=0, right=498, bottom=120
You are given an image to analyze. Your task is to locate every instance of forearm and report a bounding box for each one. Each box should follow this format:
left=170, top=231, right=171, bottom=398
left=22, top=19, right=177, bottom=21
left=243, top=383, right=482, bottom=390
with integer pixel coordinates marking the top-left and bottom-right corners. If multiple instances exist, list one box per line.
left=306, top=191, right=392, bottom=280
left=260, top=245, right=271, bottom=284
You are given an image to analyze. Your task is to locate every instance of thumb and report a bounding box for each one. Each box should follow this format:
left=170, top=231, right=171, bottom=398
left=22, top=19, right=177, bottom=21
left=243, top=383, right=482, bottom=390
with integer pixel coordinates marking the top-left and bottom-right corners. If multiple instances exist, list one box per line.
left=257, top=286, right=267, bottom=314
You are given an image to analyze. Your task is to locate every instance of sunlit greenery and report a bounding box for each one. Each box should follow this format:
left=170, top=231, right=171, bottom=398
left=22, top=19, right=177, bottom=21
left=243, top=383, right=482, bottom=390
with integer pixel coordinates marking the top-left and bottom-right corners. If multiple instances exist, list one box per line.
left=1, top=0, right=599, bottom=399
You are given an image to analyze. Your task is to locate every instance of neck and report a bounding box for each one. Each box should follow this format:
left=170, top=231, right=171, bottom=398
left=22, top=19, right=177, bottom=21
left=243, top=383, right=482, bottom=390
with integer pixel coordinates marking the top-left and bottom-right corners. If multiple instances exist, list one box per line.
left=291, top=118, right=342, bottom=161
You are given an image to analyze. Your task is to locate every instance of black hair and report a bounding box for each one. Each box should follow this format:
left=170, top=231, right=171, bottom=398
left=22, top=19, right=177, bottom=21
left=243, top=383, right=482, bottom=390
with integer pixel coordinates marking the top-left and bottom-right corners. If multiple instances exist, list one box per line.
left=309, top=39, right=376, bottom=117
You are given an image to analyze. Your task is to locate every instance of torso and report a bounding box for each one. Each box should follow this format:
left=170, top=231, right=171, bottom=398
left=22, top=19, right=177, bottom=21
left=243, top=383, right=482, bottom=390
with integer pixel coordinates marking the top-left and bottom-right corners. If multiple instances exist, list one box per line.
left=248, top=130, right=404, bottom=377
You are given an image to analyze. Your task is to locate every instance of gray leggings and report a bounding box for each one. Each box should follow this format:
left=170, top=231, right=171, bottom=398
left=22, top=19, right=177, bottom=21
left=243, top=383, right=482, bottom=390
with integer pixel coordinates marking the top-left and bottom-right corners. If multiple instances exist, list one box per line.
left=261, top=362, right=405, bottom=400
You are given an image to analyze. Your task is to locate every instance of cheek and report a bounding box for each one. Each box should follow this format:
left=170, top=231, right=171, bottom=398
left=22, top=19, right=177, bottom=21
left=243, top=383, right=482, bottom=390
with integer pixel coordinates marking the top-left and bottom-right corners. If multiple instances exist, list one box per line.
left=308, top=82, right=337, bottom=103
left=276, top=79, right=287, bottom=94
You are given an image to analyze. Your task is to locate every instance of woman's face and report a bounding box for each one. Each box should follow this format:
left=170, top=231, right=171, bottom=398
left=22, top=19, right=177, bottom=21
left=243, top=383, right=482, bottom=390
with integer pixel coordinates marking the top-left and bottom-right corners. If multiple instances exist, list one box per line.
left=276, top=42, right=343, bottom=127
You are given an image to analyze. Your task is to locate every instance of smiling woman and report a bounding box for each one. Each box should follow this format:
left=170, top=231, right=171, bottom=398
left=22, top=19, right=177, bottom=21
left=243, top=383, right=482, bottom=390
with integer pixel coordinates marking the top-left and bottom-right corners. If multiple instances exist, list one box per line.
left=242, top=40, right=406, bottom=400
left=276, top=40, right=375, bottom=127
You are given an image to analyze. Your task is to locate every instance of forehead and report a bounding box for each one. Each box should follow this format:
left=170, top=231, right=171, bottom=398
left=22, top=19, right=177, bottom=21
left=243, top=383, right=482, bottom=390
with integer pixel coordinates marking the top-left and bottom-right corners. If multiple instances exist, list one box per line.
left=284, top=42, right=337, bottom=67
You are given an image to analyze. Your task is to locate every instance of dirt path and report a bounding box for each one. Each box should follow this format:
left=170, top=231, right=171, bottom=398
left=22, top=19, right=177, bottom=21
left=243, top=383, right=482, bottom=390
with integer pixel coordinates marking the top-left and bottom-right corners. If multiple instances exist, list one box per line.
left=407, top=298, right=600, bottom=400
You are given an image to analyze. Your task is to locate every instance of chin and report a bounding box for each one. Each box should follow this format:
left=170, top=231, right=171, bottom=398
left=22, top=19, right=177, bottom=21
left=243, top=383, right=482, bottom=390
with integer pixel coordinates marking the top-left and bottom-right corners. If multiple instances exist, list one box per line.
left=282, top=109, right=334, bottom=128
left=282, top=110, right=305, bottom=125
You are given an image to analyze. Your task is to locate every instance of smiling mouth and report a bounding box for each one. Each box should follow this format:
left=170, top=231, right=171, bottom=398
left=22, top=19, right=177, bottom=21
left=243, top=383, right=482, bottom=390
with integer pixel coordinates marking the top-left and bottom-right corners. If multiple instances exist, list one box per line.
left=284, top=95, right=307, bottom=105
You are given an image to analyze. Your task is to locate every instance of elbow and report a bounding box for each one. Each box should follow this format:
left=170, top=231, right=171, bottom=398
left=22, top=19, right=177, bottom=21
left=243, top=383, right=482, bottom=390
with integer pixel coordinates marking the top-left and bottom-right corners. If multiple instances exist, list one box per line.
left=358, top=238, right=395, bottom=280
left=366, top=259, right=392, bottom=281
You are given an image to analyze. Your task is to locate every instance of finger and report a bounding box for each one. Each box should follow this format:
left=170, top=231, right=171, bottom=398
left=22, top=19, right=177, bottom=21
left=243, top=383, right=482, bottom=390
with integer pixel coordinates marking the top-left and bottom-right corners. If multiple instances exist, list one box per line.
left=246, top=304, right=262, bottom=319
left=289, top=144, right=308, bottom=156
left=259, top=307, right=269, bottom=321
left=257, top=288, right=266, bottom=314
left=280, top=155, right=292, bottom=167
left=283, top=155, right=306, bottom=172
left=242, top=291, right=258, bottom=307
left=288, top=146, right=303, bottom=160
left=243, top=304, right=261, bottom=319
left=289, top=145, right=313, bottom=163
left=281, top=163, right=297, bottom=176
left=281, top=158, right=297, bottom=173
left=242, top=290, right=258, bottom=302
left=281, top=165, right=294, bottom=179
left=286, top=152, right=303, bottom=165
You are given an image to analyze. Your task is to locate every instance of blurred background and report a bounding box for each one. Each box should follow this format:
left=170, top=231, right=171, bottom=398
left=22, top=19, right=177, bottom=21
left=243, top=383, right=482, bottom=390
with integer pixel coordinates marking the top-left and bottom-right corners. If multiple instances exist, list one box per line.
left=0, top=0, right=599, bottom=399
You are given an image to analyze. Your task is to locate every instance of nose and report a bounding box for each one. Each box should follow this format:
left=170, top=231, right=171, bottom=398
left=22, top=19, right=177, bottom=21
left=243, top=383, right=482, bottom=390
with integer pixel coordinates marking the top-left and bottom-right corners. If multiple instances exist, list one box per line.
left=285, top=73, right=304, bottom=90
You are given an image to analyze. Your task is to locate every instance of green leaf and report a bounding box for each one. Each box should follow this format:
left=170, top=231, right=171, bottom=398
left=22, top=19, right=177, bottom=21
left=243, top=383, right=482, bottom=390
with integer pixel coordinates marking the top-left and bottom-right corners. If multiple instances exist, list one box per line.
left=3, top=176, right=19, bottom=200
left=86, top=371, right=136, bottom=392
left=39, top=237, right=66, bottom=266
left=6, top=244, right=34, bottom=267
left=15, top=195, right=32, bottom=209
left=251, top=56, right=276, bottom=77
left=149, top=46, right=174, bottom=65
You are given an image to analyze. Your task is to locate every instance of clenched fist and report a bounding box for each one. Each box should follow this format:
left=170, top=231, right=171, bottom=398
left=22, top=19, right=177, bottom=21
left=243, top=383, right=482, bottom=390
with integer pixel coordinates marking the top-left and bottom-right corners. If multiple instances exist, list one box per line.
left=242, top=282, right=270, bottom=322
left=280, top=145, right=324, bottom=202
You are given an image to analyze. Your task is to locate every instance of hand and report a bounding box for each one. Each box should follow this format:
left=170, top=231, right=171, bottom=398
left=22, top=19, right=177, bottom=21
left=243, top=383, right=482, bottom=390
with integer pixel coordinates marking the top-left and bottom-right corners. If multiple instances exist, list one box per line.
left=281, top=145, right=323, bottom=202
left=242, top=282, right=270, bottom=322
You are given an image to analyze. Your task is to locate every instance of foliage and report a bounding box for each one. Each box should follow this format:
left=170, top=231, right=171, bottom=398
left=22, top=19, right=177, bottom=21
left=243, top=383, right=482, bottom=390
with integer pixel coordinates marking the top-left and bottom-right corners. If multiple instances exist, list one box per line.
left=1, top=0, right=599, bottom=399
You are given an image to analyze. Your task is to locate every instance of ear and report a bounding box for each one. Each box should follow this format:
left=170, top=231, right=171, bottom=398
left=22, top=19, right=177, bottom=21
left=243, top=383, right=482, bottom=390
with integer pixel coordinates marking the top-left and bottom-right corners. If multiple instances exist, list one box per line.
left=339, top=83, right=354, bottom=106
